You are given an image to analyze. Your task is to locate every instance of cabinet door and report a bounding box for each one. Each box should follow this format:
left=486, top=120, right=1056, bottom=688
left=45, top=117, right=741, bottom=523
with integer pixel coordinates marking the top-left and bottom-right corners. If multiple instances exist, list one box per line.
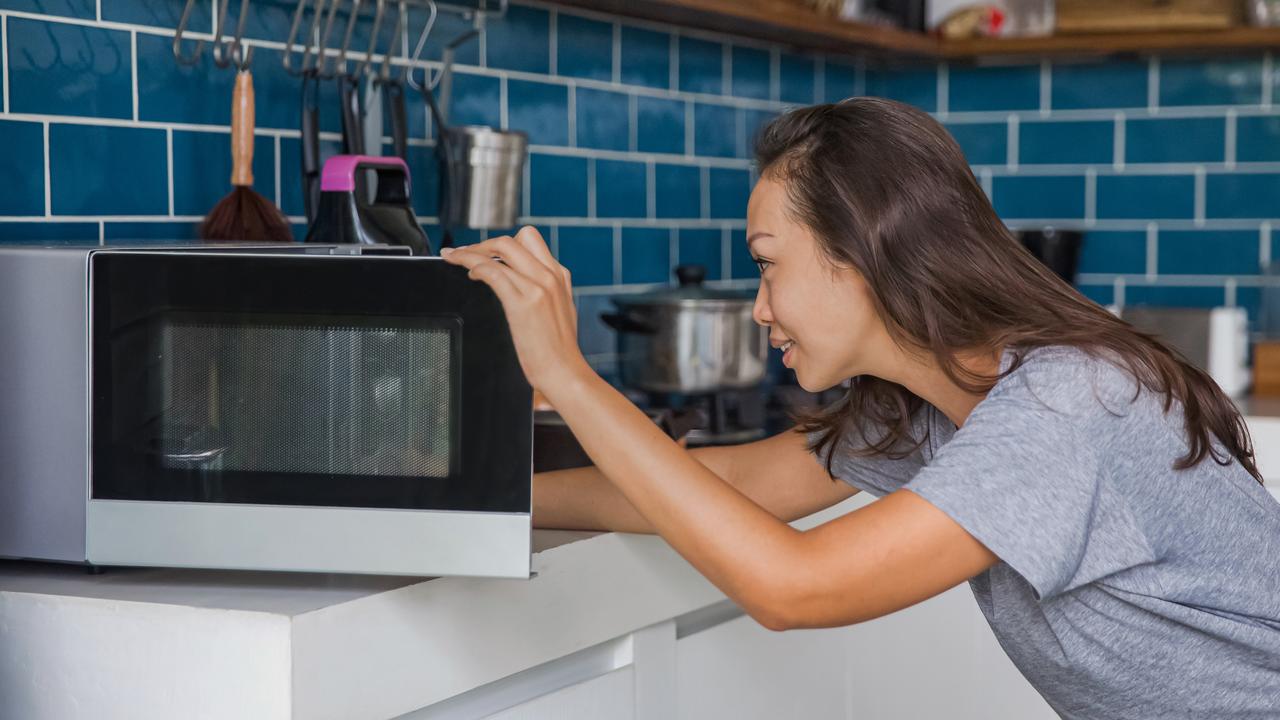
left=675, top=613, right=849, bottom=720
left=481, top=667, right=635, bottom=720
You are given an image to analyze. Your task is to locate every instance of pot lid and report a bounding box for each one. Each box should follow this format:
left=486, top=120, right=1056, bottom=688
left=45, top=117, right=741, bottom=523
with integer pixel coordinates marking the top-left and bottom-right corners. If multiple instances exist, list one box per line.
left=613, top=265, right=754, bottom=307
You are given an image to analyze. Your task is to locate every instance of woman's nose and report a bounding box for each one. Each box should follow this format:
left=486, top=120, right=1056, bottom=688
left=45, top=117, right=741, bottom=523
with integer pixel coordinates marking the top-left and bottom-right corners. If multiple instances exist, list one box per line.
left=752, top=284, right=773, bottom=327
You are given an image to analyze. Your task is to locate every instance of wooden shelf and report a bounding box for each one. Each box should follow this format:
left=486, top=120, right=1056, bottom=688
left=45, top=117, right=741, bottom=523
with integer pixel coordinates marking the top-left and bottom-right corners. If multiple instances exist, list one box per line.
left=941, top=28, right=1280, bottom=58
left=550, top=1, right=1280, bottom=62
left=548, top=0, right=937, bottom=57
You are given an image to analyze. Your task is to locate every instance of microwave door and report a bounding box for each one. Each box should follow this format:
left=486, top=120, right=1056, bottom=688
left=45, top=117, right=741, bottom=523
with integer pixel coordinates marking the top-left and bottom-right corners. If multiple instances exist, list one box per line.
left=86, top=252, right=532, bottom=577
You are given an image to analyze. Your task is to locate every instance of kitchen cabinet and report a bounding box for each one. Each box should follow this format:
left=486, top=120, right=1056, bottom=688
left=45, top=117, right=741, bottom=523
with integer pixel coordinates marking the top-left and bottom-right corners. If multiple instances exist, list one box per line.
left=481, top=668, right=635, bottom=720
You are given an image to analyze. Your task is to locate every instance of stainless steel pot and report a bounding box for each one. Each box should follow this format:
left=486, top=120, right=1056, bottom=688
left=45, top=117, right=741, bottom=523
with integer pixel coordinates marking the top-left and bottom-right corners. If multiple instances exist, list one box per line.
left=601, top=265, right=767, bottom=394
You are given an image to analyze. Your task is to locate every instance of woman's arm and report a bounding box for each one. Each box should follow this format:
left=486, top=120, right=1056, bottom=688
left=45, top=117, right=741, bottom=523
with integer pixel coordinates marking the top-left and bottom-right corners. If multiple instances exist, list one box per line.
left=534, top=428, right=860, bottom=533
left=442, top=228, right=998, bottom=632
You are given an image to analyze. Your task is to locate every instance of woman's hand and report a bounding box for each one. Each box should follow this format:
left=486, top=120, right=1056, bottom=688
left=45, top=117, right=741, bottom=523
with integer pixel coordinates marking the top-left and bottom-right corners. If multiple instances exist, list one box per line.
left=440, top=226, right=592, bottom=397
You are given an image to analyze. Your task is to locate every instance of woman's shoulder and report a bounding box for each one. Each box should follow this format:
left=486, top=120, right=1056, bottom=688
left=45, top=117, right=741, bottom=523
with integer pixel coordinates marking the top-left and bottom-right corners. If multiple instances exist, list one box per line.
left=991, top=345, right=1147, bottom=418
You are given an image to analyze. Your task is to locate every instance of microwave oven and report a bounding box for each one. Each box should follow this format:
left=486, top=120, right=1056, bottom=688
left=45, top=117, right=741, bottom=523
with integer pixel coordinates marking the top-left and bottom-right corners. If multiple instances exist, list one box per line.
left=0, top=245, right=532, bottom=577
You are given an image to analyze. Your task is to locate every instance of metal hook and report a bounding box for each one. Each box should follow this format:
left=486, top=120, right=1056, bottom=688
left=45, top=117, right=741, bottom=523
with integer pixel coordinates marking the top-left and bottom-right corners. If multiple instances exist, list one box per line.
left=354, top=0, right=386, bottom=79
left=211, top=0, right=253, bottom=70
left=322, top=0, right=362, bottom=79
left=173, top=0, right=206, bottom=66
left=283, top=0, right=323, bottom=76
left=405, top=0, right=437, bottom=90
left=298, top=0, right=332, bottom=75
left=311, top=0, right=344, bottom=76
left=376, top=0, right=406, bottom=81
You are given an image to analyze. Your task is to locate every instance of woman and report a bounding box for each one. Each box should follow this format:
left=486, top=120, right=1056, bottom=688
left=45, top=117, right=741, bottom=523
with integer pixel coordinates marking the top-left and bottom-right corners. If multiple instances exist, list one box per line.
left=441, top=98, right=1280, bottom=718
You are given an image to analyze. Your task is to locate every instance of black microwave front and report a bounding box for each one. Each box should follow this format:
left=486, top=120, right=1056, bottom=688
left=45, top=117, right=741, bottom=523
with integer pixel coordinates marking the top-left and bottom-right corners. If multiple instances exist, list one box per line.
left=0, top=246, right=532, bottom=577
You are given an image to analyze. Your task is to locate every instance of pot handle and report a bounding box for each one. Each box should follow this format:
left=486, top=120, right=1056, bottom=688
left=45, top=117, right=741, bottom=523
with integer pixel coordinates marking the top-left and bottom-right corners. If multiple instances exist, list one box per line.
left=600, top=309, right=657, bottom=334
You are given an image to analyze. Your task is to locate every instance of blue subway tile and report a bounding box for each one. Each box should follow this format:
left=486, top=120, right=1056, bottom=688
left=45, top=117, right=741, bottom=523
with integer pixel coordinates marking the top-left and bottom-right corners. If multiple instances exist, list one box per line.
left=678, top=228, right=722, bottom=280
left=137, top=33, right=234, bottom=126
left=404, top=145, right=439, bottom=218
left=171, top=130, right=276, bottom=217
left=1160, top=58, right=1263, bottom=107
left=946, top=122, right=1006, bottom=166
left=1125, top=284, right=1225, bottom=308
left=654, top=164, right=700, bottom=218
left=595, top=159, right=645, bottom=218
left=102, top=222, right=202, bottom=243
left=1051, top=60, right=1146, bottom=110
left=2, top=222, right=91, bottom=246
left=744, top=108, right=780, bottom=157
left=557, top=13, right=612, bottom=81
left=0, top=120, right=45, bottom=216
left=49, top=124, right=167, bottom=216
left=0, top=222, right=96, bottom=244
left=278, top=135, right=344, bottom=219
left=1077, top=284, right=1114, bottom=307
left=1237, top=116, right=1280, bottom=162
left=620, top=26, right=670, bottom=89
left=822, top=59, right=858, bottom=103
left=448, top=72, right=501, bottom=128
left=1236, top=286, right=1262, bottom=327
left=731, top=45, right=770, bottom=100
left=864, top=66, right=936, bottom=112
left=1095, top=174, right=1195, bottom=220
left=1126, top=117, right=1224, bottom=164
left=621, top=227, right=671, bottom=284
left=1019, top=120, right=1111, bottom=165
left=530, top=154, right=587, bottom=217
left=779, top=53, right=815, bottom=105
left=9, top=19, right=132, bottom=119
left=709, top=168, right=750, bottom=219
left=576, top=87, right=629, bottom=152
left=1077, top=231, right=1146, bottom=275
left=1206, top=173, right=1280, bottom=219
left=241, top=0, right=302, bottom=43
left=949, top=64, right=1039, bottom=112
left=693, top=102, right=737, bottom=158
left=0, top=0, right=92, bottom=17
left=103, top=0, right=209, bottom=30
left=486, top=4, right=549, bottom=73
left=507, top=79, right=568, bottom=146
left=1158, top=230, right=1258, bottom=275
left=557, top=226, right=613, bottom=285
left=677, top=36, right=723, bottom=95
left=991, top=176, right=1084, bottom=220
left=637, top=96, right=685, bottom=155
left=729, top=228, right=757, bottom=279
left=424, top=224, right=483, bottom=248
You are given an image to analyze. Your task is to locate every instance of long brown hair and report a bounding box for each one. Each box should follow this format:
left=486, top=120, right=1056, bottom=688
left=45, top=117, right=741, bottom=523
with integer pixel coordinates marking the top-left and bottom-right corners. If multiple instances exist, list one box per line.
left=755, top=98, right=1262, bottom=485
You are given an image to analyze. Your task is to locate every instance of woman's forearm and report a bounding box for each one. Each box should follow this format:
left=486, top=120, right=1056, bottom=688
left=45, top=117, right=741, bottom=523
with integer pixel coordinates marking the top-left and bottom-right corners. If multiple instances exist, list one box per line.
left=533, top=465, right=656, bottom=533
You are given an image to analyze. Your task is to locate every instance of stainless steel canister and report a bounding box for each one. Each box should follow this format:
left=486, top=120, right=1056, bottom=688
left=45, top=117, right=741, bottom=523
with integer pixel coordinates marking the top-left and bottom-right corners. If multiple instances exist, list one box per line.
left=440, top=125, right=528, bottom=230
left=601, top=265, right=767, bottom=394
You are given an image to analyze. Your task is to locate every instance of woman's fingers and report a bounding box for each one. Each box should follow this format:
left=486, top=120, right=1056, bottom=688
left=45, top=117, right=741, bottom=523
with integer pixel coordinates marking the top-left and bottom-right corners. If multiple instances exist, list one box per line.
left=514, top=225, right=559, bottom=271
left=441, top=246, right=524, bottom=302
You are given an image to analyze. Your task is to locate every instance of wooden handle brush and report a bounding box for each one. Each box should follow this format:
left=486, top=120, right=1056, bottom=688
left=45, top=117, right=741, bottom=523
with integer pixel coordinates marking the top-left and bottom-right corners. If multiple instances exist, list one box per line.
left=200, top=69, right=293, bottom=243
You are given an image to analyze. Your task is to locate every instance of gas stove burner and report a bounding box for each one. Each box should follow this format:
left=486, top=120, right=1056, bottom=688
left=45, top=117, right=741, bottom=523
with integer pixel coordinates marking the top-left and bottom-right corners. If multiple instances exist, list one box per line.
left=640, top=387, right=767, bottom=447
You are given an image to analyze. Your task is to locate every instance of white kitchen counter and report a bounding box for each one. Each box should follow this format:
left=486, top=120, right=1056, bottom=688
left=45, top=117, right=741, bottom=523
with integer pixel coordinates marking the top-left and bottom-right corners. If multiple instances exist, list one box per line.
left=2, top=413, right=1278, bottom=719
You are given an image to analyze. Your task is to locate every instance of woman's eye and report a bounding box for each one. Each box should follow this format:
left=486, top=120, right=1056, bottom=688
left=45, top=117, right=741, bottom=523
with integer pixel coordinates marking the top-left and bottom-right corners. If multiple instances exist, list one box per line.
left=753, top=258, right=771, bottom=273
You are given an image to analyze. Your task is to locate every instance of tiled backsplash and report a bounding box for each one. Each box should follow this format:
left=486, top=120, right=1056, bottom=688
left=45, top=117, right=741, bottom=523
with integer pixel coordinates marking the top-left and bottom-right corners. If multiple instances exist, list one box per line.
left=2, top=0, right=1280, bottom=370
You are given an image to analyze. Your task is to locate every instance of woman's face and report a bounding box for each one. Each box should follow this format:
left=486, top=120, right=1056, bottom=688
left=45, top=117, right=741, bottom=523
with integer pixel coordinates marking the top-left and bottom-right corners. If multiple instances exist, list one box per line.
left=746, top=175, right=895, bottom=392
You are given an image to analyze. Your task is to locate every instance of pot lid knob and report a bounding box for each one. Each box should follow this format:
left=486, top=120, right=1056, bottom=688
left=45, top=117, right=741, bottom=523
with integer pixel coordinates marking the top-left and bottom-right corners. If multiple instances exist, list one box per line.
left=675, top=264, right=706, bottom=287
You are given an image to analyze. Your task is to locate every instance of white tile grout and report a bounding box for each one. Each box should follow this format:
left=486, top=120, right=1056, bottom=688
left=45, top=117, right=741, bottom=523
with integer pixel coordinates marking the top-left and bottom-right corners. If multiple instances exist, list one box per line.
left=567, top=83, right=576, bottom=146
left=612, top=222, right=622, bottom=284
left=1262, top=222, right=1272, bottom=270
left=97, top=221, right=104, bottom=245
left=499, top=75, right=508, bottom=130
left=273, top=134, right=281, bottom=207
left=1006, top=115, right=1018, bottom=171
left=165, top=127, right=173, bottom=216
left=1084, top=168, right=1096, bottom=226
left=611, top=21, right=621, bottom=85
left=645, top=160, right=655, bottom=219
left=721, top=42, right=731, bottom=96
left=130, top=31, right=139, bottom=122
left=1, top=16, right=8, bottom=114
left=1039, top=60, right=1050, bottom=116
left=42, top=121, right=50, bottom=216
left=669, top=227, right=679, bottom=280
left=1113, top=112, right=1126, bottom=171
left=700, top=165, right=709, bottom=220
left=936, top=63, right=948, bottom=118
left=720, top=225, right=731, bottom=280
left=587, top=157, right=596, bottom=218
left=1225, top=277, right=1237, bottom=306
left=1194, top=166, right=1206, bottom=227
left=684, top=100, right=694, bottom=156
left=669, top=33, right=679, bottom=91
left=627, top=93, right=637, bottom=152
left=1146, top=222, right=1158, bottom=278
left=1225, top=109, right=1237, bottom=169
left=1148, top=56, right=1160, bottom=114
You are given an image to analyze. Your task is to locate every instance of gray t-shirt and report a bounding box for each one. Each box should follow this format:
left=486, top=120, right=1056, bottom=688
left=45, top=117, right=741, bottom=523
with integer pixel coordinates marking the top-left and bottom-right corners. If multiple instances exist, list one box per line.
left=813, top=346, right=1280, bottom=718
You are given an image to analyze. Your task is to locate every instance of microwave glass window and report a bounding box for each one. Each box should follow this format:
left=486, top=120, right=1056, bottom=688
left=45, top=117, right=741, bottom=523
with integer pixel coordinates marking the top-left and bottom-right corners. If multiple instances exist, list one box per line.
left=159, top=316, right=454, bottom=479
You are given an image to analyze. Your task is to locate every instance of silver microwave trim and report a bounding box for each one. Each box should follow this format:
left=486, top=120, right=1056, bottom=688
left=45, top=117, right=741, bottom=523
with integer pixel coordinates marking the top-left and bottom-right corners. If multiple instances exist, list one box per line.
left=86, top=499, right=532, bottom=578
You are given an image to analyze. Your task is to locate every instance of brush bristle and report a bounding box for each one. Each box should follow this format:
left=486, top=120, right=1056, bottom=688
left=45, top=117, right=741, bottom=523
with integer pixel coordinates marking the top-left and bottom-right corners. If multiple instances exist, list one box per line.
left=200, top=187, right=293, bottom=244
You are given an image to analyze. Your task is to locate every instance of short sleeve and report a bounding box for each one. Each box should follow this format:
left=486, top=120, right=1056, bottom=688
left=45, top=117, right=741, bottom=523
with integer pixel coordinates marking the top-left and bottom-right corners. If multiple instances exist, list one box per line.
left=808, top=405, right=934, bottom=497
left=903, top=382, right=1157, bottom=602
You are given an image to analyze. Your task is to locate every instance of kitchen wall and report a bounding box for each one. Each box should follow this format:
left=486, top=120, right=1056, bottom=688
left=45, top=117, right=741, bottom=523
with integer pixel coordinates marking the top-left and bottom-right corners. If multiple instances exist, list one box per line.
left=1, top=0, right=1277, bottom=372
